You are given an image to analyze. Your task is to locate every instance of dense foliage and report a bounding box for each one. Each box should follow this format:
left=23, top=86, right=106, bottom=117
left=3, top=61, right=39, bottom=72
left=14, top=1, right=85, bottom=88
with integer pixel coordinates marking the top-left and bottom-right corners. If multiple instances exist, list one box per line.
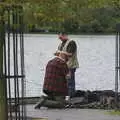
left=1, top=0, right=120, bottom=34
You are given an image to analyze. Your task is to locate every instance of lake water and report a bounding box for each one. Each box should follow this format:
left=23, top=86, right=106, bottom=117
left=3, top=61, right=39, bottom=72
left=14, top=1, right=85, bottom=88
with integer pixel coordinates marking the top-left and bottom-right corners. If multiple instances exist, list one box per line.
left=23, top=34, right=116, bottom=97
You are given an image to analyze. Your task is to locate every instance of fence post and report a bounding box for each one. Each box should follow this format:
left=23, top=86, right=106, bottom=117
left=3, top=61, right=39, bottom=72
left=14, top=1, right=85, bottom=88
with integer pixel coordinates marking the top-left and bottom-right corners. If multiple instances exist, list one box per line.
left=115, top=23, right=120, bottom=109
left=0, top=6, right=7, bottom=120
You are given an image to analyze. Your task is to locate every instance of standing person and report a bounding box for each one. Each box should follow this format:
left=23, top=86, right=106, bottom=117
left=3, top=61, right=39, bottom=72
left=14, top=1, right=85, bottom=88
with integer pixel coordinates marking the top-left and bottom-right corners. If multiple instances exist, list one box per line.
left=55, top=32, right=79, bottom=98
left=35, top=51, right=72, bottom=109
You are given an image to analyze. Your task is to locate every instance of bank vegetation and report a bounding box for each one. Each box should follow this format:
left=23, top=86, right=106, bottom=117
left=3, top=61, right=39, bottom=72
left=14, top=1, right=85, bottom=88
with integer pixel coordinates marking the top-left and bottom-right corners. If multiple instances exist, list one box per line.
left=2, top=0, right=120, bottom=34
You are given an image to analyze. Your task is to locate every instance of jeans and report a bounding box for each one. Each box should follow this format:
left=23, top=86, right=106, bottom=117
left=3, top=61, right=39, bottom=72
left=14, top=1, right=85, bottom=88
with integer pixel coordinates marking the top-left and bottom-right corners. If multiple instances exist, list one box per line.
left=67, top=68, right=76, bottom=98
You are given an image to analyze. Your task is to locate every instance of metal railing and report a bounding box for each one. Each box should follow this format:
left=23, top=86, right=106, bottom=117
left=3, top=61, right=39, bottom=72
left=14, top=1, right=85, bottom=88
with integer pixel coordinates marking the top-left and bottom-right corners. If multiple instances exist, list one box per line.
left=0, top=3, right=26, bottom=120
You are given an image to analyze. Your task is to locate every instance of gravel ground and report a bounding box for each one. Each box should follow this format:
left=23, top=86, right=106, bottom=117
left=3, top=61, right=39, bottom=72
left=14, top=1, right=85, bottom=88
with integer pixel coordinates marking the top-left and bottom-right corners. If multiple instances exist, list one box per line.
left=26, top=105, right=120, bottom=120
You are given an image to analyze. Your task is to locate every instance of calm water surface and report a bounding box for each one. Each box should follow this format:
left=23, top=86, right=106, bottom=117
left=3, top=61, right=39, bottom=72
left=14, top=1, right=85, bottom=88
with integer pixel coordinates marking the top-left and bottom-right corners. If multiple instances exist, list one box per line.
left=23, top=34, right=116, bottom=97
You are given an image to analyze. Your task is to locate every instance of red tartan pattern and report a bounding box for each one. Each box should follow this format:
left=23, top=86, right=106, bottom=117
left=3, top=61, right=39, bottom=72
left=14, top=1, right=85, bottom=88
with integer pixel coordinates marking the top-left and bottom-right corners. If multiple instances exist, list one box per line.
left=43, top=57, right=69, bottom=96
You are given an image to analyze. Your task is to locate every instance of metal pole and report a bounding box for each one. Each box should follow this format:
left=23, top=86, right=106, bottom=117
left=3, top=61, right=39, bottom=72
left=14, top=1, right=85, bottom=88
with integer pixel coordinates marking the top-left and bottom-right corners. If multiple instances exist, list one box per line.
left=19, top=7, right=26, bottom=119
left=115, top=32, right=119, bottom=107
left=115, top=23, right=120, bottom=108
left=0, top=6, right=8, bottom=120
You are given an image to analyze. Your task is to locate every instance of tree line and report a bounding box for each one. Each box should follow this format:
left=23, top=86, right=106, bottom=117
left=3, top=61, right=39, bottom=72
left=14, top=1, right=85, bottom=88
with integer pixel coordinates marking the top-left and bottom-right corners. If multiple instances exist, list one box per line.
left=2, top=0, right=120, bottom=34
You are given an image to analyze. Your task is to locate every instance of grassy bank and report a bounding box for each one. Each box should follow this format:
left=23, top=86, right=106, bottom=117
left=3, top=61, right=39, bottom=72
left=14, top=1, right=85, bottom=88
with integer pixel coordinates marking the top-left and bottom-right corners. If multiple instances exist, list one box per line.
left=107, top=110, right=120, bottom=115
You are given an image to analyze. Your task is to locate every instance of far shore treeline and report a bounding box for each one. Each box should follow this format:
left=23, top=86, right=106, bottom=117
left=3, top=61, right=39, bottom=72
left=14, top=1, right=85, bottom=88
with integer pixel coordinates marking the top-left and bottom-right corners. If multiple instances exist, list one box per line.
left=1, top=0, right=120, bottom=34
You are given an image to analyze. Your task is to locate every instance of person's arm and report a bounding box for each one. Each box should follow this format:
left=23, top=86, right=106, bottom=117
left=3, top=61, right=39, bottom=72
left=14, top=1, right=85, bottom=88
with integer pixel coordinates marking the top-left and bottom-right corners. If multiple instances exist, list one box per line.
left=54, top=43, right=62, bottom=56
left=66, top=40, right=77, bottom=54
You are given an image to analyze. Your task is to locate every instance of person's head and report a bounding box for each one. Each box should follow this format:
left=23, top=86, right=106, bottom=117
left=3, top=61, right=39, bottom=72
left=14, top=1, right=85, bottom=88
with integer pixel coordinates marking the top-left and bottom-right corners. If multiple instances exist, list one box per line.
left=59, top=51, right=72, bottom=62
left=58, top=32, right=68, bottom=42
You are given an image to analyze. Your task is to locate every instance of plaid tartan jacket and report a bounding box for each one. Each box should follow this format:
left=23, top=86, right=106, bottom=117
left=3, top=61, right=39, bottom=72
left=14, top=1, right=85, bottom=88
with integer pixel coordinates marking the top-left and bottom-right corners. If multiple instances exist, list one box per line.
left=43, top=57, right=69, bottom=96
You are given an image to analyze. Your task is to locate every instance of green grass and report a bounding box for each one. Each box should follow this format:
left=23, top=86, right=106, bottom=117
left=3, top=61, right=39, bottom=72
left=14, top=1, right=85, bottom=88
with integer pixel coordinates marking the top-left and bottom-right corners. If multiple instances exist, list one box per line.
left=107, top=110, right=120, bottom=115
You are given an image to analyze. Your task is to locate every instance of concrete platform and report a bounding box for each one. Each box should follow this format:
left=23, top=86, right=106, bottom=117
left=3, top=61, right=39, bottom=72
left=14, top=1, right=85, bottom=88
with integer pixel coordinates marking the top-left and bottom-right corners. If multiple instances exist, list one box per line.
left=26, top=105, right=120, bottom=120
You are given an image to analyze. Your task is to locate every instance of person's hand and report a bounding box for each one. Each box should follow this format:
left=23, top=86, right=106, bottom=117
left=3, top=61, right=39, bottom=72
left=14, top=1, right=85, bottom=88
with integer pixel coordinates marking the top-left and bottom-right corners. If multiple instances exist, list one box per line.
left=54, top=52, right=60, bottom=56
left=66, top=73, right=71, bottom=79
left=54, top=50, right=61, bottom=56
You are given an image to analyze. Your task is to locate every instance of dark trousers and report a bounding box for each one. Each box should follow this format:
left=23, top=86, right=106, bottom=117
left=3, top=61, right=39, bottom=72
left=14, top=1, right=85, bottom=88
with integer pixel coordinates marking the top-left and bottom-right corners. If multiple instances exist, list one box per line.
left=67, top=68, right=76, bottom=98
